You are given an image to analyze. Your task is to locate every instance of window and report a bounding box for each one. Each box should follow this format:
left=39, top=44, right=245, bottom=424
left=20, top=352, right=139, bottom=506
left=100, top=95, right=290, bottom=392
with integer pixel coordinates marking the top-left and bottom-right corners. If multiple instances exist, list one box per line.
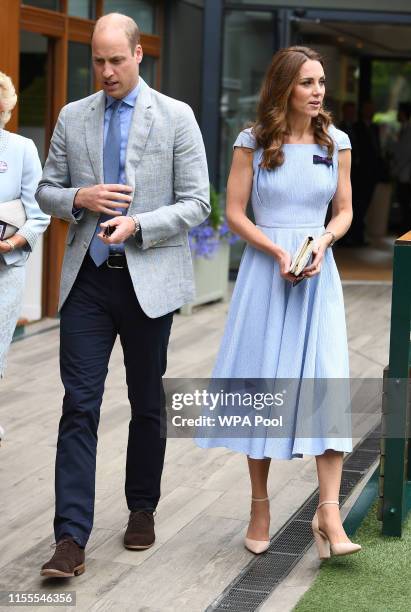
left=139, top=55, right=157, bottom=87
left=67, top=42, right=93, bottom=103
left=103, top=0, right=157, bottom=34
left=23, top=0, right=60, bottom=9
left=220, top=11, right=276, bottom=190
left=220, top=10, right=276, bottom=270
left=68, top=0, right=95, bottom=19
left=19, top=31, right=48, bottom=162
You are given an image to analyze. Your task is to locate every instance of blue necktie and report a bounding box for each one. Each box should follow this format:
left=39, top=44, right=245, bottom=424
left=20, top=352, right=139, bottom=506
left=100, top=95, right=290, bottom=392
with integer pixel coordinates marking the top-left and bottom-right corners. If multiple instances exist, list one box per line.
left=89, top=99, right=122, bottom=266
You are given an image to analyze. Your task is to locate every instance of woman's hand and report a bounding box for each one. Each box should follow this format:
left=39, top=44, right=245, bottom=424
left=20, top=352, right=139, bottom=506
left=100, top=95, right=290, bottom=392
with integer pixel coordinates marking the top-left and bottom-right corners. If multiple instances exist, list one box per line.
left=276, top=249, right=297, bottom=283
left=0, top=235, right=26, bottom=253
left=0, top=240, right=13, bottom=254
left=302, top=235, right=332, bottom=278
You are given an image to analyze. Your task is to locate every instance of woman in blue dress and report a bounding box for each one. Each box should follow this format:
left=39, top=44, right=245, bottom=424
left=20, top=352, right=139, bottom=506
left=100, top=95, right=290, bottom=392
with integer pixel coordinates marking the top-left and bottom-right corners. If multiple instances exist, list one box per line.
left=196, top=47, right=361, bottom=559
left=0, top=72, right=50, bottom=444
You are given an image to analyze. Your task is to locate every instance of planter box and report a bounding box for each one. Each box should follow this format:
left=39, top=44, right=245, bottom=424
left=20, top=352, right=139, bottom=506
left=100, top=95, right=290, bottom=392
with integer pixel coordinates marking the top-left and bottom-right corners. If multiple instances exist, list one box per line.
left=180, top=242, right=230, bottom=315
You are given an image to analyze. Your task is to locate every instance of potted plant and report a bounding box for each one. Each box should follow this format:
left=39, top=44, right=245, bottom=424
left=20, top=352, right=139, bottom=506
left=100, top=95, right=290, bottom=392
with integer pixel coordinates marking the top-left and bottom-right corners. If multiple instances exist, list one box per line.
left=179, top=185, right=239, bottom=315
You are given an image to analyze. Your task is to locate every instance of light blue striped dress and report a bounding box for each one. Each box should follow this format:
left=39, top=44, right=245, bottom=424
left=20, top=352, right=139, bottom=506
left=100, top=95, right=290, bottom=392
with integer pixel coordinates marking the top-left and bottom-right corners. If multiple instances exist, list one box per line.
left=195, top=124, right=353, bottom=459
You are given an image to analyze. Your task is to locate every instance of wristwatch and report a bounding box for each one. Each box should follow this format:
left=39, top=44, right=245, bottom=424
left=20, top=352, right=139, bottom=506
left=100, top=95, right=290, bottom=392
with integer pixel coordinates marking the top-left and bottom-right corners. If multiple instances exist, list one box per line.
left=130, top=214, right=142, bottom=245
left=130, top=214, right=140, bottom=236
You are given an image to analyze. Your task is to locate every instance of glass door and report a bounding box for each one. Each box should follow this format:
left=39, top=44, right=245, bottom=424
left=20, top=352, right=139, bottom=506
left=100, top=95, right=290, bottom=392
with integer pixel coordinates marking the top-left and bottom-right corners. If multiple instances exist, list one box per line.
left=18, top=31, right=53, bottom=321
left=19, top=31, right=50, bottom=163
left=371, top=58, right=411, bottom=233
left=220, top=10, right=277, bottom=270
left=220, top=10, right=277, bottom=193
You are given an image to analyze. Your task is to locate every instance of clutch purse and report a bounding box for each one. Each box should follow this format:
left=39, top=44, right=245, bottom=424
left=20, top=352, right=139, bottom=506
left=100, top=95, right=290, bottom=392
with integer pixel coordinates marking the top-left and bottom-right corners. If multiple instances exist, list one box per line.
left=0, top=198, right=27, bottom=240
left=289, top=236, right=314, bottom=278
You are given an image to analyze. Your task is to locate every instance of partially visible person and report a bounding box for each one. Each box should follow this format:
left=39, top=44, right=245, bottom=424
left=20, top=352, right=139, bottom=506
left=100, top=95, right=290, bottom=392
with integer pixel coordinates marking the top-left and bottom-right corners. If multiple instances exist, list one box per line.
left=349, top=100, right=381, bottom=245
left=0, top=71, right=50, bottom=442
left=339, top=101, right=357, bottom=148
left=391, top=102, right=411, bottom=232
left=0, top=72, right=50, bottom=377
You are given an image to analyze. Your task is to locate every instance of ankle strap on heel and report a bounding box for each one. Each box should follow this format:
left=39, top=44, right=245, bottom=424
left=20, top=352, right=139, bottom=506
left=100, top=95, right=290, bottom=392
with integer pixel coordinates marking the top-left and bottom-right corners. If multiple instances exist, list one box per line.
left=317, top=500, right=339, bottom=509
left=251, top=496, right=269, bottom=502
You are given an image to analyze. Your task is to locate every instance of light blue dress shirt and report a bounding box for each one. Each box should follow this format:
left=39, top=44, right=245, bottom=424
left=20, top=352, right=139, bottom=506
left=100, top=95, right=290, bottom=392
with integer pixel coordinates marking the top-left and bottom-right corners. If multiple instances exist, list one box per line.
left=72, top=82, right=140, bottom=252
left=104, top=81, right=140, bottom=253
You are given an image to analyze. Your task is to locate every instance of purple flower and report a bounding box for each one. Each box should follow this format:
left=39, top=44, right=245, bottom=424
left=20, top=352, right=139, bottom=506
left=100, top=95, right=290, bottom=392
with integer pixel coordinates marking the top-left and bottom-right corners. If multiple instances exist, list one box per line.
left=189, top=217, right=240, bottom=259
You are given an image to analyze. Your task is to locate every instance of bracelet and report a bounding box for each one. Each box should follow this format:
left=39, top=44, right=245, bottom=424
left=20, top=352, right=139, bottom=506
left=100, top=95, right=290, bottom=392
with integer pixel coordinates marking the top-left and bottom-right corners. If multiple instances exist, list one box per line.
left=322, top=231, right=336, bottom=247
left=4, top=239, right=15, bottom=252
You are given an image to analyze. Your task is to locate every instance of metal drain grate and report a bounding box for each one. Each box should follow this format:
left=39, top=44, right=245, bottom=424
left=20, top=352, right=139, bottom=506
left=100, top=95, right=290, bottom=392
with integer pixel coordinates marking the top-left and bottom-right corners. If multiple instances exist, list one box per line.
left=343, top=449, right=379, bottom=472
left=294, top=495, right=320, bottom=521
left=267, top=519, right=314, bottom=554
left=358, top=436, right=381, bottom=452
left=236, top=553, right=298, bottom=591
left=214, top=589, right=269, bottom=611
left=339, top=471, right=363, bottom=496
left=206, top=424, right=381, bottom=612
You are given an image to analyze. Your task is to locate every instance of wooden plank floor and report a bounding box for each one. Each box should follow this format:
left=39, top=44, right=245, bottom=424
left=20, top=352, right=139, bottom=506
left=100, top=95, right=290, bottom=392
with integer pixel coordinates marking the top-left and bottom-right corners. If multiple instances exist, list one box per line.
left=334, top=237, right=394, bottom=282
left=0, top=283, right=391, bottom=612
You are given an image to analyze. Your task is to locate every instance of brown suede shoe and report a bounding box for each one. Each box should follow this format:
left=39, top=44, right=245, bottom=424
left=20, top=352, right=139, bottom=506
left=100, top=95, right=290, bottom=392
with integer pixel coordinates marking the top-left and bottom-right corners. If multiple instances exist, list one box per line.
left=40, top=538, right=85, bottom=578
left=124, top=510, right=155, bottom=550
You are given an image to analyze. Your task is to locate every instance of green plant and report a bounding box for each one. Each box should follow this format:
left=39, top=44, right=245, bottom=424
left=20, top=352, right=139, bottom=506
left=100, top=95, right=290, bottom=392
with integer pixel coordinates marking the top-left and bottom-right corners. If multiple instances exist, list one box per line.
left=188, top=184, right=239, bottom=259
left=208, top=184, right=224, bottom=230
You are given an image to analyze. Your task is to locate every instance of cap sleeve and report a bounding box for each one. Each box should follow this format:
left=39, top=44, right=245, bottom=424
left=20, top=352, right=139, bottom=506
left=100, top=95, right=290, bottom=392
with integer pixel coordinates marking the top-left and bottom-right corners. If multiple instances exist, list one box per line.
left=329, top=125, right=351, bottom=151
left=233, top=128, right=256, bottom=150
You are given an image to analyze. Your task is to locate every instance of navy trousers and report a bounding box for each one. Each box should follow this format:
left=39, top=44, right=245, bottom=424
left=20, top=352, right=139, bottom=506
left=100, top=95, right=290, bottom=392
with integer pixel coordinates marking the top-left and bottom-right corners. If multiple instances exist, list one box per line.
left=54, top=253, right=173, bottom=547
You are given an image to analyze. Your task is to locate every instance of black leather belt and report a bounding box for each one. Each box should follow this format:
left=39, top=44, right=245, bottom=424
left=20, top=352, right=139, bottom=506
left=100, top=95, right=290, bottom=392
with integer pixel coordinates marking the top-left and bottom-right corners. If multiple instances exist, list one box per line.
left=106, top=253, right=127, bottom=269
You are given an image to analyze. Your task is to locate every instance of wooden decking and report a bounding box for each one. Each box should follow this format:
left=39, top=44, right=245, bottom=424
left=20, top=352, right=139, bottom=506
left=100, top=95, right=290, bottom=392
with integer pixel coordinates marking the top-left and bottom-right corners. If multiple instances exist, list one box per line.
left=0, top=283, right=391, bottom=612
left=334, top=238, right=394, bottom=282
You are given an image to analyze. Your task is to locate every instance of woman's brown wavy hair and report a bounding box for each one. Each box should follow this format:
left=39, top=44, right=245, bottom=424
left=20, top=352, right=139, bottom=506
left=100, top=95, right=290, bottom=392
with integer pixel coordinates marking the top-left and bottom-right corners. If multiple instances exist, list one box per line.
left=252, top=46, right=334, bottom=170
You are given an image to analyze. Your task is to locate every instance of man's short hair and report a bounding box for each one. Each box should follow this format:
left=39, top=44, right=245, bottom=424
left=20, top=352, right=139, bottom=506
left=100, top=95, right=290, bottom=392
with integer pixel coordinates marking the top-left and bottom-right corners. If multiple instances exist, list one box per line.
left=93, top=13, right=141, bottom=54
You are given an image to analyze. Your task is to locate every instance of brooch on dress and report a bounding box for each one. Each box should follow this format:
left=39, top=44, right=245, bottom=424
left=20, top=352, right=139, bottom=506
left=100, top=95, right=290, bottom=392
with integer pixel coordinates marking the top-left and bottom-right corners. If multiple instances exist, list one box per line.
left=313, top=154, right=333, bottom=167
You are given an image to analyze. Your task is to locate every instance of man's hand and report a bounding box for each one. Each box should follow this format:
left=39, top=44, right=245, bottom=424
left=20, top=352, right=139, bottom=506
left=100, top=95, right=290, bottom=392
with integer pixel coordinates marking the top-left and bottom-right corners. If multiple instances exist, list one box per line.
left=74, top=184, right=133, bottom=215
left=98, top=217, right=136, bottom=244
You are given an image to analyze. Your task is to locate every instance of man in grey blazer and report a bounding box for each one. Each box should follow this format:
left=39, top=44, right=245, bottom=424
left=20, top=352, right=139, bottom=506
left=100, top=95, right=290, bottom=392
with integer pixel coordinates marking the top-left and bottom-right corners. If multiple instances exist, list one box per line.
left=36, top=12, right=209, bottom=578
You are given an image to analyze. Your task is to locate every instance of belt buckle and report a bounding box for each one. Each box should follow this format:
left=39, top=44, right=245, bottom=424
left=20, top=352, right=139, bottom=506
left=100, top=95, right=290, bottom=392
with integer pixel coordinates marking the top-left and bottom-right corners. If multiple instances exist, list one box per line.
left=107, top=253, right=125, bottom=269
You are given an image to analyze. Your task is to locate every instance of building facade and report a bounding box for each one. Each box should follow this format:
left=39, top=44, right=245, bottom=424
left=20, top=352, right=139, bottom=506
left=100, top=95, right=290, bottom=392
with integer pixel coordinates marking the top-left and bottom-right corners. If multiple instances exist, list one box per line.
left=1, top=0, right=411, bottom=319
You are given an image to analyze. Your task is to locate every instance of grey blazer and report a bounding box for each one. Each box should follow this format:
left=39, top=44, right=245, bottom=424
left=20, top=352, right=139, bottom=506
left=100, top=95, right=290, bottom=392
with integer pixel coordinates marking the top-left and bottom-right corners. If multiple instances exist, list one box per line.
left=36, top=78, right=210, bottom=317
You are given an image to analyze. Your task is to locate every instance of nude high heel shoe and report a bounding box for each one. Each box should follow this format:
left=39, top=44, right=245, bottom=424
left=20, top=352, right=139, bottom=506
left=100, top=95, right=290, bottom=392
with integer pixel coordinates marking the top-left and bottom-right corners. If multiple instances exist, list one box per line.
left=244, top=497, right=270, bottom=554
left=311, top=500, right=362, bottom=560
